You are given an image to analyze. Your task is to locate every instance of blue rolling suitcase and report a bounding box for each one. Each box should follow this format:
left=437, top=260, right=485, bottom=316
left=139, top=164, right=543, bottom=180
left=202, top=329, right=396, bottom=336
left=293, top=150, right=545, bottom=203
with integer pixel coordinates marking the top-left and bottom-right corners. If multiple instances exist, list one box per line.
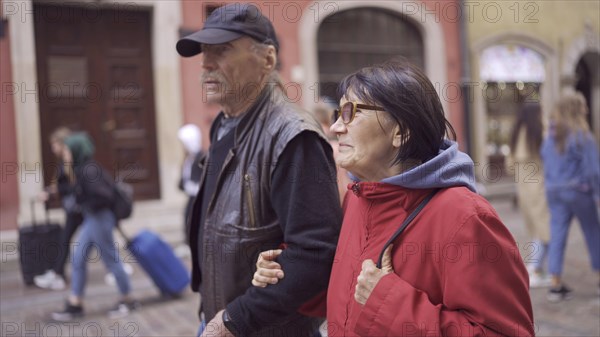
left=119, top=228, right=190, bottom=296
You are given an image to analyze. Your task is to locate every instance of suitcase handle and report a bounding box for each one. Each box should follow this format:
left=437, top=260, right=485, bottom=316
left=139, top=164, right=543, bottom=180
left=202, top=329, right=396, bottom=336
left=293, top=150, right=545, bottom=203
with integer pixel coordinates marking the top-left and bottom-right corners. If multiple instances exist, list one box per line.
left=29, top=199, right=51, bottom=227
left=116, top=225, right=132, bottom=246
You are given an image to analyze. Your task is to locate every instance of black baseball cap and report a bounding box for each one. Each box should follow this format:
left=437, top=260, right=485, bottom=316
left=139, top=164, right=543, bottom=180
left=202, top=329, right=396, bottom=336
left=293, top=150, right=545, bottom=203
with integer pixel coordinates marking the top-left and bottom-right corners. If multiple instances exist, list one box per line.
left=176, top=3, right=279, bottom=57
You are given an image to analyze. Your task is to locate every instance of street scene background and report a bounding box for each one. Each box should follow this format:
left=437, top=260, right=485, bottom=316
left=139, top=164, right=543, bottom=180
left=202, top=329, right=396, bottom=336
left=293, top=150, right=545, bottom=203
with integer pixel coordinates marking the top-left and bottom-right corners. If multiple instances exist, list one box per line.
left=1, top=1, right=599, bottom=336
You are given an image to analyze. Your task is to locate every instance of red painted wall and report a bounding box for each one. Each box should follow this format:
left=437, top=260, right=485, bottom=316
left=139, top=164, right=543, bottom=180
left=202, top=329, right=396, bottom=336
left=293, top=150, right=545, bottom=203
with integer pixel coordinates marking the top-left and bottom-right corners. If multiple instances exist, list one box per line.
left=0, top=8, right=20, bottom=231
left=424, top=0, right=466, bottom=148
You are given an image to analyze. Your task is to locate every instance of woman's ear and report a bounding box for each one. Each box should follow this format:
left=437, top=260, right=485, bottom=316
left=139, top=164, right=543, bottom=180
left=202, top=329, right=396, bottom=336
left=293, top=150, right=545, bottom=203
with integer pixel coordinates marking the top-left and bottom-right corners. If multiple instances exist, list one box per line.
left=392, top=125, right=408, bottom=148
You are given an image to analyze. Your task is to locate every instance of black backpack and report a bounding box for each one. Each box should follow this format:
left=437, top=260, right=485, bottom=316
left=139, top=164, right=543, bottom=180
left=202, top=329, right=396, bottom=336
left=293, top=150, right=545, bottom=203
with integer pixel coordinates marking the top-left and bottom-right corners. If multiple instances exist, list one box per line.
left=112, top=181, right=134, bottom=220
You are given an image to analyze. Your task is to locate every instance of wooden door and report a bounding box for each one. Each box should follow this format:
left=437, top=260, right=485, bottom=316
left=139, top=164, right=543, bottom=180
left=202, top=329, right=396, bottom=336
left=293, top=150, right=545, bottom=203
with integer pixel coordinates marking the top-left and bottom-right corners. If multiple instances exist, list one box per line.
left=34, top=4, right=160, bottom=200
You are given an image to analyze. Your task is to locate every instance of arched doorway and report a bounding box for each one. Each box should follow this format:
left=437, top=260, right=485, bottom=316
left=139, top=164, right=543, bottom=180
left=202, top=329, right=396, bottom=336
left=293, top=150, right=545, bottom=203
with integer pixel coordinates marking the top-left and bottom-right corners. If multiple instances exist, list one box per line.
left=316, top=8, right=423, bottom=101
left=478, top=44, right=546, bottom=179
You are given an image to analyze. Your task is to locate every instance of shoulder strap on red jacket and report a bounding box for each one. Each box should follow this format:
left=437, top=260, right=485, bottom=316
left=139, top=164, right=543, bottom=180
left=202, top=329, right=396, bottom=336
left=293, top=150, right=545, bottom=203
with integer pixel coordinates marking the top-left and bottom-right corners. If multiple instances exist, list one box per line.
left=376, top=189, right=439, bottom=268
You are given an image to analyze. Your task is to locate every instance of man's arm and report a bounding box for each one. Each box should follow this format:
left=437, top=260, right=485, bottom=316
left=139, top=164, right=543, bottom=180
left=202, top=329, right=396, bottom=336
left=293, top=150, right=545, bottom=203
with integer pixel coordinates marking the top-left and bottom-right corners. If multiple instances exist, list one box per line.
left=225, top=131, right=342, bottom=335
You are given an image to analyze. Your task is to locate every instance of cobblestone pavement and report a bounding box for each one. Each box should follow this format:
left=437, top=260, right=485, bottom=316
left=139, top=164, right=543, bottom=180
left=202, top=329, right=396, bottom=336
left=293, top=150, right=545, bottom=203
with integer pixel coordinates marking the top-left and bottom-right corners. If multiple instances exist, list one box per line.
left=0, top=245, right=200, bottom=337
left=1, top=198, right=598, bottom=337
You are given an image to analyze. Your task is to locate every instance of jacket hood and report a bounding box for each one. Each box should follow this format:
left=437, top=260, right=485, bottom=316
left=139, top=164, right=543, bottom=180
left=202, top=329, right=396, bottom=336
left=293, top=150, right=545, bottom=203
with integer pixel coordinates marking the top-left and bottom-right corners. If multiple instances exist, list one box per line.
left=64, top=132, right=95, bottom=166
left=379, top=139, right=477, bottom=192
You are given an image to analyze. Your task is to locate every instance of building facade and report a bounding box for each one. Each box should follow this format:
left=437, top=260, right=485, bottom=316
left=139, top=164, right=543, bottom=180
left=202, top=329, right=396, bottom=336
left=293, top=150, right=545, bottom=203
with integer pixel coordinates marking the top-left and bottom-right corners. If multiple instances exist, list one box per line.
left=1, top=0, right=463, bottom=238
left=465, top=0, right=600, bottom=181
left=2, top=0, right=186, bottom=234
left=5, top=1, right=598, bottom=236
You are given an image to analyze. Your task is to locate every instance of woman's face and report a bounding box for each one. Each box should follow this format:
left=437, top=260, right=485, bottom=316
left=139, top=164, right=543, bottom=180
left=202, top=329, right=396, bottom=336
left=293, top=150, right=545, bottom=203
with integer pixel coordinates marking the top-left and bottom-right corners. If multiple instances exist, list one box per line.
left=61, top=147, right=72, bottom=163
left=330, top=92, right=401, bottom=181
left=51, top=140, right=64, bottom=158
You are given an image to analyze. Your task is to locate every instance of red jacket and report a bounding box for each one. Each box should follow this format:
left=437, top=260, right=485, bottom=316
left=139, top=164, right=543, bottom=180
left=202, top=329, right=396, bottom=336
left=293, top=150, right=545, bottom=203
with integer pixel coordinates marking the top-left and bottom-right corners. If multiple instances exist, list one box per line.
left=327, top=183, right=534, bottom=337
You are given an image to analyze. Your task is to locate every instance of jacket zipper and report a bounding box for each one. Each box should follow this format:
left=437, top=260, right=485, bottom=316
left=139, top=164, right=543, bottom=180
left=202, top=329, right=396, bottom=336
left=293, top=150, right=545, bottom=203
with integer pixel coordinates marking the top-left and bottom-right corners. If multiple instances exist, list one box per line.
left=351, top=182, right=360, bottom=195
left=244, top=174, right=257, bottom=228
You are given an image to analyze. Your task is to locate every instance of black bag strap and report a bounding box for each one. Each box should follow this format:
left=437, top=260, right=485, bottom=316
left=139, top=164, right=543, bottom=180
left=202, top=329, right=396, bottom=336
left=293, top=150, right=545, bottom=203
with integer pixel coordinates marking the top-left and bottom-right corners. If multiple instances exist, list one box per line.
left=376, top=189, right=439, bottom=268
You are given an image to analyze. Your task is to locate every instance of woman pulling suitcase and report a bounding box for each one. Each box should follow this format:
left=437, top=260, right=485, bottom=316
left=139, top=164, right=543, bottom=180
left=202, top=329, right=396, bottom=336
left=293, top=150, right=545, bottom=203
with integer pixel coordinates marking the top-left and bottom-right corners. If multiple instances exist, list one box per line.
left=51, top=132, right=138, bottom=321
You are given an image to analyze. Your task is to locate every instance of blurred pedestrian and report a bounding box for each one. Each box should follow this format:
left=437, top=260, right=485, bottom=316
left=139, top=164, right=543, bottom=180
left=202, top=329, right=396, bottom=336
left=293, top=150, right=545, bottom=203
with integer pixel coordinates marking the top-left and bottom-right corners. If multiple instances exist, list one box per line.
left=51, top=132, right=138, bottom=321
left=541, top=92, right=600, bottom=302
left=177, top=124, right=204, bottom=245
left=176, top=3, right=341, bottom=336
left=507, top=102, right=552, bottom=287
left=253, top=60, right=534, bottom=336
left=34, top=127, right=83, bottom=291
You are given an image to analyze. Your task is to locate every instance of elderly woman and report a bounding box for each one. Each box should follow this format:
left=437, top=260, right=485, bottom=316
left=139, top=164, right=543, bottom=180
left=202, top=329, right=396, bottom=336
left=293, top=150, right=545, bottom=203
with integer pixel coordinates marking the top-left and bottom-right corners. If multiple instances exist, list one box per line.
left=252, top=60, right=534, bottom=337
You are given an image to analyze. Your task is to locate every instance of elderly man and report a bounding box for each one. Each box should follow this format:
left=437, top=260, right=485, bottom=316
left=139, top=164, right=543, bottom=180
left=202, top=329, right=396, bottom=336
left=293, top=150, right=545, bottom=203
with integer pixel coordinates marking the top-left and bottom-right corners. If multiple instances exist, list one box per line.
left=176, top=3, right=342, bottom=336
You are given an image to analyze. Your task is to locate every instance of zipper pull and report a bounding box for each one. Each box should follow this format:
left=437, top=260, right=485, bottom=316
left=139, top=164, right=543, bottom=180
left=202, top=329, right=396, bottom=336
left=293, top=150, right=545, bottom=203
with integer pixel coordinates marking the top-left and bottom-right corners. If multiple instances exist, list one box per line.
left=351, top=182, right=360, bottom=196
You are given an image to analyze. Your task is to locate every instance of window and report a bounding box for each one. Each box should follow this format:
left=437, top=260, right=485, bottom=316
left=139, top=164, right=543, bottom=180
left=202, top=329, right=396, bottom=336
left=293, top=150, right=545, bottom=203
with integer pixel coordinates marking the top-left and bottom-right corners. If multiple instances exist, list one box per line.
left=317, top=8, right=423, bottom=101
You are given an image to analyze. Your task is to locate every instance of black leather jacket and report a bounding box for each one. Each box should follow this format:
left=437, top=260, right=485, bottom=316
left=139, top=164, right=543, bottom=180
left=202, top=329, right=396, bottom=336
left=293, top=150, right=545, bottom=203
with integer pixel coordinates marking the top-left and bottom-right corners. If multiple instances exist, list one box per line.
left=189, top=86, right=341, bottom=334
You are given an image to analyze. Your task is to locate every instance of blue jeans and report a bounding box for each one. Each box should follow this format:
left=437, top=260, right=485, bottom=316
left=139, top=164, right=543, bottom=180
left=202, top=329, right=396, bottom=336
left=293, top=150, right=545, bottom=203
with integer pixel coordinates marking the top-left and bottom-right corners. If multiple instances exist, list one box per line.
left=71, top=208, right=130, bottom=297
left=547, top=190, right=600, bottom=276
left=526, top=239, right=548, bottom=272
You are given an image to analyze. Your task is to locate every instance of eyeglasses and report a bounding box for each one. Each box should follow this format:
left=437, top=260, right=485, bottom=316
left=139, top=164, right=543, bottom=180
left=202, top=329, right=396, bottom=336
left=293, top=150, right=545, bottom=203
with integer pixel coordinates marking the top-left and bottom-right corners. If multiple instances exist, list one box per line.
left=333, top=101, right=386, bottom=124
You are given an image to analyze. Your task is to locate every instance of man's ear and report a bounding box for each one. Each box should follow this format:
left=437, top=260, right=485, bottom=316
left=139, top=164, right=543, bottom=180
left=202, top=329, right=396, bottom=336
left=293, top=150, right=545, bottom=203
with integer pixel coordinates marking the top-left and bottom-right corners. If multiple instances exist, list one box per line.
left=264, top=45, right=277, bottom=71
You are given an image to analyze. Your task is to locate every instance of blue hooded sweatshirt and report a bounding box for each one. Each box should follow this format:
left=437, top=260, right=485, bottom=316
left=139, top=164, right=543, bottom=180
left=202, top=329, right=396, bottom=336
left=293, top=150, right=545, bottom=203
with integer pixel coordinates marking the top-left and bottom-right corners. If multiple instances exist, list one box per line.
left=352, top=139, right=478, bottom=192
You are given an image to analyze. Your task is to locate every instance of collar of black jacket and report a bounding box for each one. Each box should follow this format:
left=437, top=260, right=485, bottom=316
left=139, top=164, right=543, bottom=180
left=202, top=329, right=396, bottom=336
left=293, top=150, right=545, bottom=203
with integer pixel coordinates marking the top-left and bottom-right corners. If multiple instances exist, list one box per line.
left=210, top=85, right=285, bottom=147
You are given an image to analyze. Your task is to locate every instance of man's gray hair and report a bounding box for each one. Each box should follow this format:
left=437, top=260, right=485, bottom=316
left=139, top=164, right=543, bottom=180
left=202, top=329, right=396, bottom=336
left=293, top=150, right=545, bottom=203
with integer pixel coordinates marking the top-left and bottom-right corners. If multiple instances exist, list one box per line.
left=250, top=39, right=285, bottom=92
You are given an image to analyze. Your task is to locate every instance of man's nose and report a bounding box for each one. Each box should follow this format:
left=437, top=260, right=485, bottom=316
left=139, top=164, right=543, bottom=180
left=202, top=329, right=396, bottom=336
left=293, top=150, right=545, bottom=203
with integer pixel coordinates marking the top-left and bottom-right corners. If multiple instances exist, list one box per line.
left=201, top=53, right=216, bottom=71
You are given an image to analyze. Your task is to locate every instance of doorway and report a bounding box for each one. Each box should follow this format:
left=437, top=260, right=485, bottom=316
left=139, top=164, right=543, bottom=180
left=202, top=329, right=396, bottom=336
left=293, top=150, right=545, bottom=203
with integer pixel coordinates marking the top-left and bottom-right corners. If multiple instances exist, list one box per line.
left=34, top=3, right=160, bottom=200
left=575, top=52, right=600, bottom=134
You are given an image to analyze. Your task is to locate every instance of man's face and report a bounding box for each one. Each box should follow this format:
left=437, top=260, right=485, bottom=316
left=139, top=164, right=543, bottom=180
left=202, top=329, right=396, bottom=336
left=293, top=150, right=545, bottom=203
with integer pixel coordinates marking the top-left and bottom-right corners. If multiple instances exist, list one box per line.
left=200, top=37, right=267, bottom=112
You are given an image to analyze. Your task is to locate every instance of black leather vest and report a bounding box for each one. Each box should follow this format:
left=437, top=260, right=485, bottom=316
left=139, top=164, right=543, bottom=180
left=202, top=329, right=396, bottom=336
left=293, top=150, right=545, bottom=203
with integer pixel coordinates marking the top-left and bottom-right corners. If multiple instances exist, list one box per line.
left=188, top=86, right=328, bottom=321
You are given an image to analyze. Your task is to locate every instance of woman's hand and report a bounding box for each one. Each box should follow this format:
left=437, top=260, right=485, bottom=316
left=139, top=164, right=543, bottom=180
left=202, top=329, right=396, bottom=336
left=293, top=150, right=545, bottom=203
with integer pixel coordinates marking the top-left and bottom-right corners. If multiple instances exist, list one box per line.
left=36, top=191, right=50, bottom=202
left=354, top=245, right=394, bottom=305
left=251, top=249, right=284, bottom=287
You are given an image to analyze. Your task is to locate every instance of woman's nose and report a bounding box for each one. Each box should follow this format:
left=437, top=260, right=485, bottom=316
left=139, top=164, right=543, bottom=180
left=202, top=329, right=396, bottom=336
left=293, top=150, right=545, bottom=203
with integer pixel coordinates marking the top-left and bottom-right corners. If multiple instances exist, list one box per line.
left=330, top=117, right=346, bottom=134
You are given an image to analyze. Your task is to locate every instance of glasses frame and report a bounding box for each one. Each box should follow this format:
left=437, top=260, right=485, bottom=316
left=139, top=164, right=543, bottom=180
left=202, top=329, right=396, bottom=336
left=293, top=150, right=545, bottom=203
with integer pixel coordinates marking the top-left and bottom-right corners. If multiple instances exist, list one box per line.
left=334, top=101, right=386, bottom=125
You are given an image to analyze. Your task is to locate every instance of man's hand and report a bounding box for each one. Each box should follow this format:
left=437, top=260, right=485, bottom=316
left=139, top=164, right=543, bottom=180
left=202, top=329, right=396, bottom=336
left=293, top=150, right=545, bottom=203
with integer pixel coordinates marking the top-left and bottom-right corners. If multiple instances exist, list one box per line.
left=354, top=245, right=394, bottom=306
left=200, top=310, right=235, bottom=337
left=252, top=249, right=284, bottom=287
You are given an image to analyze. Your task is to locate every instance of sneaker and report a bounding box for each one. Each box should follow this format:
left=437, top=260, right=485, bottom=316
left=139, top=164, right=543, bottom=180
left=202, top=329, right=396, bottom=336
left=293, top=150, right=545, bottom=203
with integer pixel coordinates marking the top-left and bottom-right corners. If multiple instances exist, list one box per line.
left=529, top=273, right=553, bottom=288
left=547, top=285, right=573, bottom=302
left=525, top=263, right=537, bottom=275
left=104, top=264, right=134, bottom=286
left=51, top=301, right=84, bottom=321
left=107, top=300, right=139, bottom=319
left=34, top=270, right=66, bottom=290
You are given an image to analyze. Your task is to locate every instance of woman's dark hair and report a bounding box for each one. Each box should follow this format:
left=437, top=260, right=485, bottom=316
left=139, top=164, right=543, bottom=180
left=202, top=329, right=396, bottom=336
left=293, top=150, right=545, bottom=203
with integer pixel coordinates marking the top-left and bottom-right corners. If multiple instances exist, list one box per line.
left=509, top=102, right=543, bottom=156
left=337, top=59, right=456, bottom=164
